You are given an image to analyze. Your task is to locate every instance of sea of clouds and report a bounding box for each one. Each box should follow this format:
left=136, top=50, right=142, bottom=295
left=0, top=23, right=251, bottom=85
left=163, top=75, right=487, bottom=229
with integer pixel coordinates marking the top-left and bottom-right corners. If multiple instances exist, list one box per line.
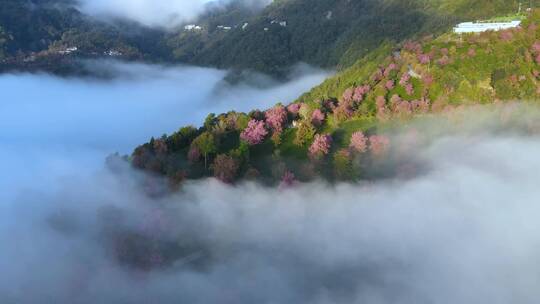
left=2, top=61, right=540, bottom=303
left=0, top=60, right=329, bottom=233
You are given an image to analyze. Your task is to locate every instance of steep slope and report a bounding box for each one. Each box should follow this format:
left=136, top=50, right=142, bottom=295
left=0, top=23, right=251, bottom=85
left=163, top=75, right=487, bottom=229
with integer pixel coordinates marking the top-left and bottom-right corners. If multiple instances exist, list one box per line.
left=128, top=9, right=540, bottom=187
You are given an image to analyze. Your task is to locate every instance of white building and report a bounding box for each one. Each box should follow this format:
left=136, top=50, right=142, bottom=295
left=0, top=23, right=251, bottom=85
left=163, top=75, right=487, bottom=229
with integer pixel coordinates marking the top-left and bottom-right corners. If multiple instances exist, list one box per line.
left=58, top=46, right=78, bottom=55
left=184, top=24, right=202, bottom=31
left=271, top=20, right=287, bottom=27
left=453, top=20, right=522, bottom=33
left=217, top=25, right=232, bottom=31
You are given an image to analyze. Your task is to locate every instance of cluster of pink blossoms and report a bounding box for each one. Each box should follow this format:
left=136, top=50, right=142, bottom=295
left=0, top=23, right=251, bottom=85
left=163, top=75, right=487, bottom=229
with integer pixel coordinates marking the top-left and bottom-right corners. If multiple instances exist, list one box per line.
left=342, top=88, right=354, bottom=103
left=384, top=63, right=398, bottom=77
left=311, top=109, right=326, bottom=126
left=399, top=72, right=411, bottom=86
left=287, top=103, right=302, bottom=115
left=385, top=80, right=395, bottom=90
left=349, top=131, right=368, bottom=153
left=309, top=134, right=333, bottom=158
left=353, top=85, right=371, bottom=102
left=241, top=119, right=268, bottom=145
left=265, top=106, right=288, bottom=133
left=417, top=53, right=432, bottom=65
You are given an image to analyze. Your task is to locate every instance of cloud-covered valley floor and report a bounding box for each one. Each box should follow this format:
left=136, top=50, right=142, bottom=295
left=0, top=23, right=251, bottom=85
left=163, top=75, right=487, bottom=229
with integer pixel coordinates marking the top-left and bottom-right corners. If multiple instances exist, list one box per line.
left=2, top=62, right=540, bottom=303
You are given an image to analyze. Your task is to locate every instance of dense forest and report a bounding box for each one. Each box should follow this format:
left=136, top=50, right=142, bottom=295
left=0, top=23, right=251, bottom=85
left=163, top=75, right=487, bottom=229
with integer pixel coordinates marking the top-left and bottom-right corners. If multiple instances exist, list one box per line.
left=0, top=0, right=524, bottom=76
left=0, top=0, right=166, bottom=74
left=127, top=9, right=540, bottom=188
left=166, top=0, right=522, bottom=75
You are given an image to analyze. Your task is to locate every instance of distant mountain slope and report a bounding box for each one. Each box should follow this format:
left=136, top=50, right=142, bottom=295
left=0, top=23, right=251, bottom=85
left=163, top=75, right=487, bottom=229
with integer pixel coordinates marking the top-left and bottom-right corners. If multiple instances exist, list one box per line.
left=0, top=0, right=522, bottom=76
left=167, top=0, right=521, bottom=75
left=0, top=0, right=168, bottom=74
left=128, top=9, right=540, bottom=187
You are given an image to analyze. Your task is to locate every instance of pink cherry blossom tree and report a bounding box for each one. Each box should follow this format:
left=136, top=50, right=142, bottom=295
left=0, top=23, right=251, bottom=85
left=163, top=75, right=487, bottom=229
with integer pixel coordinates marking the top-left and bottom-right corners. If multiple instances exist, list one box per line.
left=411, top=98, right=430, bottom=114
left=389, top=94, right=402, bottom=110
left=385, top=80, right=395, bottom=90
left=417, top=53, right=431, bottom=65
left=287, top=103, right=302, bottom=116
left=353, top=85, right=370, bottom=102
left=240, top=119, right=268, bottom=145
left=384, top=63, right=398, bottom=77
left=311, top=109, right=326, bottom=126
left=395, top=100, right=412, bottom=117
left=349, top=131, right=368, bottom=153
left=422, top=73, right=434, bottom=87
left=376, top=95, right=389, bottom=121
left=334, top=99, right=354, bottom=121
left=405, top=83, right=415, bottom=95
left=342, top=88, right=354, bottom=103
left=265, top=105, right=288, bottom=133
left=309, top=134, right=333, bottom=158
left=399, top=72, right=411, bottom=86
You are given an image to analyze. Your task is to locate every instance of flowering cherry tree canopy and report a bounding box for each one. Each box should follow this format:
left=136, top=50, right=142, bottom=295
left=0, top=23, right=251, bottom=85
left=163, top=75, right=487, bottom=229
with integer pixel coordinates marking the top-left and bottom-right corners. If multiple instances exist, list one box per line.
left=240, top=119, right=268, bottom=145
left=311, top=109, right=326, bottom=126
left=309, top=134, right=333, bottom=158
left=350, top=131, right=368, bottom=153
left=265, top=105, right=288, bottom=133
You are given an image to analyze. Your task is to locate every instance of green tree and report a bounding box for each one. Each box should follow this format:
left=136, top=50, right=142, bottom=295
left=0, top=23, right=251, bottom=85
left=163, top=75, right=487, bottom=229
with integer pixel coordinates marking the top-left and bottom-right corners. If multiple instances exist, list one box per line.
left=192, top=132, right=216, bottom=169
left=294, top=123, right=316, bottom=146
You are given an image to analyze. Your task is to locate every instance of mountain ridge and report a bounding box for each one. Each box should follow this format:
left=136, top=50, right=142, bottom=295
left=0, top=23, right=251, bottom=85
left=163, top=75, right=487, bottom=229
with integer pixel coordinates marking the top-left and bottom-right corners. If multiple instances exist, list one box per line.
left=125, top=8, right=540, bottom=188
left=0, top=0, right=522, bottom=76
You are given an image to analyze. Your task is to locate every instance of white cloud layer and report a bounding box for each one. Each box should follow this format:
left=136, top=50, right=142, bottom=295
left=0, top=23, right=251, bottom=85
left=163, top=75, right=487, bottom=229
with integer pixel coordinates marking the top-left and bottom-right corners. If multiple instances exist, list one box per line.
left=0, top=60, right=328, bottom=202
left=2, top=62, right=540, bottom=303
left=76, top=0, right=271, bottom=28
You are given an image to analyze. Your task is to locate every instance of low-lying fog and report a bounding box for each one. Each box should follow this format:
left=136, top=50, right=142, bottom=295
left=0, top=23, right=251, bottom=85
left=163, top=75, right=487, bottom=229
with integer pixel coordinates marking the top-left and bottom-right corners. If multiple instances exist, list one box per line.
left=0, top=61, right=328, bottom=200
left=76, top=0, right=272, bottom=28
left=2, top=61, right=540, bottom=303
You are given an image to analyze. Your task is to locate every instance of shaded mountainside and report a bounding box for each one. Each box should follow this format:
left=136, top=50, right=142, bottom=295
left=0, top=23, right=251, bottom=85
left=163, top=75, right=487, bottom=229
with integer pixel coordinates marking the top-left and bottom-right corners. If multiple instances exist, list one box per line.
left=0, top=0, right=523, bottom=76
left=126, top=10, right=540, bottom=188
left=0, top=0, right=167, bottom=74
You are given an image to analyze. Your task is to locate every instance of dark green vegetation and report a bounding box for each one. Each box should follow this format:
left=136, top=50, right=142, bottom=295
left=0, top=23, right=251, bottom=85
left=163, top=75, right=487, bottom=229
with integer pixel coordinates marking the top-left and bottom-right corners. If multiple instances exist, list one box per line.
left=129, top=10, right=540, bottom=187
left=167, top=0, right=522, bottom=75
left=0, top=0, right=166, bottom=74
left=0, top=0, right=524, bottom=76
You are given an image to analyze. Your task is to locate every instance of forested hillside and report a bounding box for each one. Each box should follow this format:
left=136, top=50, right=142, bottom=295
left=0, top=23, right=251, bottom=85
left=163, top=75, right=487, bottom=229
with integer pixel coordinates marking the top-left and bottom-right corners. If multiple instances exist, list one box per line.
left=166, top=0, right=521, bottom=75
left=0, top=0, right=523, bottom=76
left=0, top=0, right=167, bottom=74
left=128, top=9, right=540, bottom=188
